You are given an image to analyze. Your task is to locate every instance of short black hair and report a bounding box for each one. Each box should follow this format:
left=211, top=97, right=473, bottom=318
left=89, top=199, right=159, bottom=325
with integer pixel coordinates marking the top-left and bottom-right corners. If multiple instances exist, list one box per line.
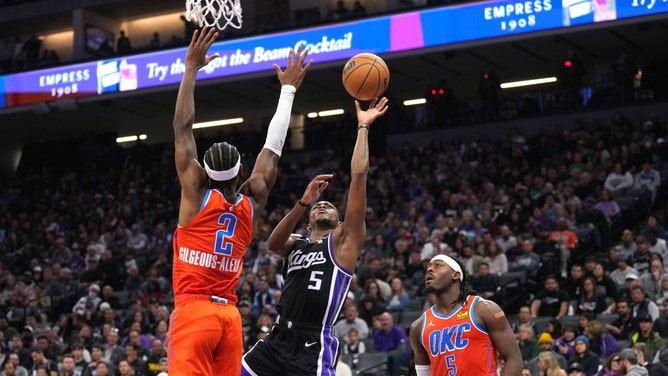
left=617, top=297, right=631, bottom=305
left=630, top=285, right=646, bottom=295
left=70, top=342, right=84, bottom=350
left=579, top=312, right=594, bottom=321
left=62, top=353, right=75, bottom=360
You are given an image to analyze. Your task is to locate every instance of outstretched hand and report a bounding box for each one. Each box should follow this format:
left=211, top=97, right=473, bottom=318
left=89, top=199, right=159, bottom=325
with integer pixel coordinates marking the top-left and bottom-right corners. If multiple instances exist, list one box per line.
left=355, top=97, right=389, bottom=127
left=185, top=27, right=219, bottom=71
left=273, top=45, right=313, bottom=90
left=300, top=174, right=333, bottom=205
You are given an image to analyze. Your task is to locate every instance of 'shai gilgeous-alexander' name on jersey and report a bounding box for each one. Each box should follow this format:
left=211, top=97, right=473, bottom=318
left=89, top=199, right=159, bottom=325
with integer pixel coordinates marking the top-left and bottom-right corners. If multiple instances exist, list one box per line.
left=177, top=246, right=242, bottom=272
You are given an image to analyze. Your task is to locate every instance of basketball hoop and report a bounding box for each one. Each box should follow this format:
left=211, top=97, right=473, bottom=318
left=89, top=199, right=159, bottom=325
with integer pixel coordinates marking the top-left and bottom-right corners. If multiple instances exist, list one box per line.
left=185, top=0, right=243, bottom=30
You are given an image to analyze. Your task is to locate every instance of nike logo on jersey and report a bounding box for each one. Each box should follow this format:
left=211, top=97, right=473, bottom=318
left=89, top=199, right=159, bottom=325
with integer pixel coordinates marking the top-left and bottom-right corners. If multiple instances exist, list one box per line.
left=305, top=341, right=318, bottom=347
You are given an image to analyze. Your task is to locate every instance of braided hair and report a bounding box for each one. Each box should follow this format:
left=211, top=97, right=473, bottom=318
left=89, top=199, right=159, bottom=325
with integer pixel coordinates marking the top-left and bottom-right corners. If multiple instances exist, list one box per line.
left=203, top=142, right=240, bottom=198
left=451, top=256, right=477, bottom=306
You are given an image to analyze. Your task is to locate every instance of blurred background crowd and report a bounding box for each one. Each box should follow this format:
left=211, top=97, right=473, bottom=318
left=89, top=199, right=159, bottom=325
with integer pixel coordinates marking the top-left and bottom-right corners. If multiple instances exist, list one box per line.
left=1, top=0, right=668, bottom=375
left=0, top=105, right=667, bottom=375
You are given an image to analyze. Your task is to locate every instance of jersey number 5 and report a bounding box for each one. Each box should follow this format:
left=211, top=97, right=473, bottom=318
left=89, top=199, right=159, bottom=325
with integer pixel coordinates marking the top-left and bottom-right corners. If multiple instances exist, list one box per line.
left=445, top=354, right=456, bottom=376
left=214, top=213, right=237, bottom=255
left=308, top=271, right=324, bottom=291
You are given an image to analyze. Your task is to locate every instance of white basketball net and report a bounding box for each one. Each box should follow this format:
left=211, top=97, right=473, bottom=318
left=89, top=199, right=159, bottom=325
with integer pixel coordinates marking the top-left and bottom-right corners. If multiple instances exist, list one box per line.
left=185, top=0, right=243, bottom=30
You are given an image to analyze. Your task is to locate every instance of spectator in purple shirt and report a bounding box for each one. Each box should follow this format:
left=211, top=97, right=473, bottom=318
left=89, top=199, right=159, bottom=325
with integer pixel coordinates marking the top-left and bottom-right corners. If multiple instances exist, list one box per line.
left=372, top=312, right=408, bottom=376
left=594, top=189, right=621, bottom=218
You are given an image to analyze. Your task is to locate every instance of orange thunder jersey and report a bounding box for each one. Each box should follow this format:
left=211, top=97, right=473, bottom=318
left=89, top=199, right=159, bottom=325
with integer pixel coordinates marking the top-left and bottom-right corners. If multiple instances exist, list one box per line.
left=420, top=295, right=498, bottom=375
left=172, top=190, right=253, bottom=305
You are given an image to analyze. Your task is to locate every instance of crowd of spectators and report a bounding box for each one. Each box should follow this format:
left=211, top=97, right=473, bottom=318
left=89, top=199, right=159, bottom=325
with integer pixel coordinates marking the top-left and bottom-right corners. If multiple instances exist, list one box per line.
left=0, top=105, right=666, bottom=375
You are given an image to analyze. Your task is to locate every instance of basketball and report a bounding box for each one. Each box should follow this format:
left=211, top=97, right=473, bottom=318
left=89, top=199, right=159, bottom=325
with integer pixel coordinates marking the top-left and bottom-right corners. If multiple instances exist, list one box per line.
left=342, top=53, right=390, bottom=101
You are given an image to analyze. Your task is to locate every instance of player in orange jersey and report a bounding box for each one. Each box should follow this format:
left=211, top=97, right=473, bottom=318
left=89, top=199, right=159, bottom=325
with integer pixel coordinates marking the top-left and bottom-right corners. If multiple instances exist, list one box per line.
left=168, top=27, right=312, bottom=376
left=409, top=254, right=523, bottom=376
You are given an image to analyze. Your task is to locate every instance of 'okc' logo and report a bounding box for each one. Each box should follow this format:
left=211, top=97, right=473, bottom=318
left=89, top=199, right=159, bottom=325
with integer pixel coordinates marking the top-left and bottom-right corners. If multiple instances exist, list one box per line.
left=428, top=323, right=472, bottom=356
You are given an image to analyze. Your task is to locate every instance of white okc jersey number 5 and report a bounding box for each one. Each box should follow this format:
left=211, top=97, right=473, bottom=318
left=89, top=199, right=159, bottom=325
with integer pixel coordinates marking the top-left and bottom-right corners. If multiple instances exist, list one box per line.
left=308, top=271, right=324, bottom=290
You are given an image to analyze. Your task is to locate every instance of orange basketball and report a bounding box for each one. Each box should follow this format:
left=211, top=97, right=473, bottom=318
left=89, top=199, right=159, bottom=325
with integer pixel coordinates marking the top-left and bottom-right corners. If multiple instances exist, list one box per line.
left=342, top=53, right=390, bottom=101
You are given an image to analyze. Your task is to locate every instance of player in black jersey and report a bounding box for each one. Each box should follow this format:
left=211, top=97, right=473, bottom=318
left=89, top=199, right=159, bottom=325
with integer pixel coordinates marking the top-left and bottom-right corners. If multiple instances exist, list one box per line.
left=241, top=97, right=388, bottom=376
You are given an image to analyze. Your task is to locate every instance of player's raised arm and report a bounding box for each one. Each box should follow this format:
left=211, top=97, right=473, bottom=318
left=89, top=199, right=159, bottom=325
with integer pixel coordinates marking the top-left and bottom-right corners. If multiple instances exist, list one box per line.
left=333, top=98, right=388, bottom=271
left=239, top=46, right=313, bottom=216
left=172, top=27, right=219, bottom=225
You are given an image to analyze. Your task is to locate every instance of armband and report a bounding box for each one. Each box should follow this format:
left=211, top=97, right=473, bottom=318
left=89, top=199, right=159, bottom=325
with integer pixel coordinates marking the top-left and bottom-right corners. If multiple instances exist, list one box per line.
left=297, top=200, right=309, bottom=207
left=415, top=364, right=432, bottom=376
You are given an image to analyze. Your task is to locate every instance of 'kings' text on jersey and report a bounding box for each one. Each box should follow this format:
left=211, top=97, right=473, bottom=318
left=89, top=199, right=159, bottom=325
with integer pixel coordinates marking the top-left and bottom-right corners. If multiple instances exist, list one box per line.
left=278, top=233, right=353, bottom=327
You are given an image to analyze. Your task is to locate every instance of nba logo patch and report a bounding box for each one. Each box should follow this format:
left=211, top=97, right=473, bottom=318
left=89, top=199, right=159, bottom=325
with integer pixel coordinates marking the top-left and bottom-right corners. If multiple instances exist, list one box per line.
left=456, top=312, right=468, bottom=320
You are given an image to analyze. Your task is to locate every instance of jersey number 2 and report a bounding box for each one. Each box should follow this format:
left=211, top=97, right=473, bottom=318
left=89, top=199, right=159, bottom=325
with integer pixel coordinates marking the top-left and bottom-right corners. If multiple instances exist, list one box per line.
left=214, top=213, right=237, bottom=255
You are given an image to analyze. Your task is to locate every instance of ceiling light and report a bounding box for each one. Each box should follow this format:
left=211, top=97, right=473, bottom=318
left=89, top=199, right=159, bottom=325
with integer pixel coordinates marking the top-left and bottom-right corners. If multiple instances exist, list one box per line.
left=500, top=77, right=557, bottom=89
left=116, top=135, right=138, bottom=143
left=307, top=109, right=345, bottom=118
left=193, top=117, right=244, bottom=129
left=116, top=134, right=148, bottom=144
left=318, top=109, right=344, bottom=117
left=403, top=98, right=426, bottom=106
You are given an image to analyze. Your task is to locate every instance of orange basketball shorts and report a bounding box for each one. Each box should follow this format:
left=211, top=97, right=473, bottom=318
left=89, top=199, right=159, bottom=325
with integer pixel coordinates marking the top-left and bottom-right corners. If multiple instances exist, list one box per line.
left=168, top=300, right=242, bottom=376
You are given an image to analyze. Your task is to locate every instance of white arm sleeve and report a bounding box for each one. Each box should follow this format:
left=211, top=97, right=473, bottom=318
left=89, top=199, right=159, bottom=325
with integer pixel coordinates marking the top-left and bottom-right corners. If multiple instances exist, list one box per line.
left=415, top=365, right=432, bottom=376
left=263, top=84, right=296, bottom=157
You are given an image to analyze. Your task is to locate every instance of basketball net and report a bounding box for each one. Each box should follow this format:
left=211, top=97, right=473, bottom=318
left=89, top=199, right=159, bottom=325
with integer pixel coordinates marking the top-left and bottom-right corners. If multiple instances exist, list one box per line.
left=185, top=0, right=243, bottom=30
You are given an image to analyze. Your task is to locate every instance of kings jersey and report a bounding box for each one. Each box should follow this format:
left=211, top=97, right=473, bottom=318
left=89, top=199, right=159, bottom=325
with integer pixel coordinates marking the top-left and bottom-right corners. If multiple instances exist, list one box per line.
left=278, top=233, right=353, bottom=326
left=420, top=295, right=499, bottom=375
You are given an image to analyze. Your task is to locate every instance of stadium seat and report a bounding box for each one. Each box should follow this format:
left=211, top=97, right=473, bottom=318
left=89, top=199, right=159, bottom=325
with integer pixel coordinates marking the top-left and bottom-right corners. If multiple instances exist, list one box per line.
left=398, top=310, right=422, bottom=329
left=497, top=271, right=529, bottom=315
left=340, top=353, right=353, bottom=368
left=596, top=313, right=619, bottom=327
left=361, top=338, right=376, bottom=352
left=572, top=227, right=596, bottom=262
left=559, top=315, right=580, bottom=329
left=497, top=271, right=526, bottom=288
left=390, top=312, right=401, bottom=326
left=353, top=352, right=387, bottom=376
left=533, top=316, right=553, bottom=335
left=617, top=339, right=630, bottom=350
left=626, top=188, right=653, bottom=218
left=409, top=297, right=424, bottom=311
left=113, top=291, right=132, bottom=308
left=615, top=196, right=636, bottom=211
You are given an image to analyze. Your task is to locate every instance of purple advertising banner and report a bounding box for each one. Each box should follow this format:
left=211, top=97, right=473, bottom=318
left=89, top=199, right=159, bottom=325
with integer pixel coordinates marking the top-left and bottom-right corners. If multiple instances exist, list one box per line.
left=1, top=0, right=666, bottom=109
left=4, top=61, right=99, bottom=107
